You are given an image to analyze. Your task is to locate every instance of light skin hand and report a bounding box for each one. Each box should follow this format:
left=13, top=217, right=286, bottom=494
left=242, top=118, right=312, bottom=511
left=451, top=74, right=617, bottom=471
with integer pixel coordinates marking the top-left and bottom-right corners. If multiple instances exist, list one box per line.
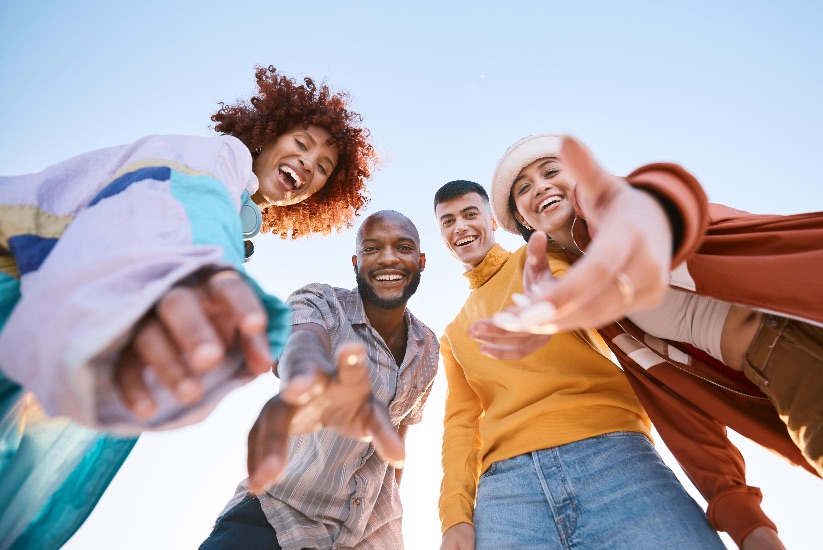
left=440, top=523, right=475, bottom=550
left=494, top=137, right=673, bottom=335
left=246, top=331, right=404, bottom=493
left=469, top=231, right=555, bottom=358
left=469, top=319, right=553, bottom=360
left=114, top=269, right=272, bottom=419
left=741, top=526, right=785, bottom=550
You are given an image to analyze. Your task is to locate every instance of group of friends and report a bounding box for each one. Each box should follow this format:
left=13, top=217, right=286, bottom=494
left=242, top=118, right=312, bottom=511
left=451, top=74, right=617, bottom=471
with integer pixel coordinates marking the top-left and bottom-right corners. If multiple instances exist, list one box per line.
left=1, top=66, right=821, bottom=550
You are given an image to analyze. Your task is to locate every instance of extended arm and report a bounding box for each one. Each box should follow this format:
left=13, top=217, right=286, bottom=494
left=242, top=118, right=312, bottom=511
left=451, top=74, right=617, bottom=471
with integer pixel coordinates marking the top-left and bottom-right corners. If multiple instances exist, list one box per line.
left=489, top=137, right=710, bottom=335
left=0, top=135, right=290, bottom=433
left=246, top=323, right=404, bottom=493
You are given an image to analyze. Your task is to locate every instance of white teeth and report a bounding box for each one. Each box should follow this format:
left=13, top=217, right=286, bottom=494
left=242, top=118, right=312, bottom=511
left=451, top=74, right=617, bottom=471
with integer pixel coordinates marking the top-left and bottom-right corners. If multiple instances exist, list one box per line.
left=456, top=237, right=476, bottom=246
left=280, top=166, right=305, bottom=189
left=539, top=196, right=561, bottom=212
left=375, top=274, right=403, bottom=281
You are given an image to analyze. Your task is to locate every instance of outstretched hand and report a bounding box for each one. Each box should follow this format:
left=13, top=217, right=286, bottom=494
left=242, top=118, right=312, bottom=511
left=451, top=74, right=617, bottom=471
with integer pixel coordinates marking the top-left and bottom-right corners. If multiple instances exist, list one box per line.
left=246, top=339, right=404, bottom=493
left=114, top=269, right=272, bottom=419
left=492, top=137, right=673, bottom=335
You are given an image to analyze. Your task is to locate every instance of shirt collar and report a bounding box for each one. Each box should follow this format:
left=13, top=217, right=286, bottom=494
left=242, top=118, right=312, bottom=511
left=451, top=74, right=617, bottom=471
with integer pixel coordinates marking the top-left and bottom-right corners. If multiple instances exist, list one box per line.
left=464, top=243, right=511, bottom=290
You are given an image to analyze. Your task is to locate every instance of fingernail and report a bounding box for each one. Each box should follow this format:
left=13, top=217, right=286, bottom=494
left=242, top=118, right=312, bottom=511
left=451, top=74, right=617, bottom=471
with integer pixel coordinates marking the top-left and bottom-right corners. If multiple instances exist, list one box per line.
left=511, top=293, right=532, bottom=307
left=534, top=323, right=558, bottom=335
left=241, top=312, right=267, bottom=333
left=492, top=312, right=521, bottom=331
left=191, top=343, right=223, bottom=371
left=175, top=378, right=202, bottom=402
left=390, top=459, right=405, bottom=469
left=133, top=397, right=155, bottom=419
left=519, top=302, right=557, bottom=325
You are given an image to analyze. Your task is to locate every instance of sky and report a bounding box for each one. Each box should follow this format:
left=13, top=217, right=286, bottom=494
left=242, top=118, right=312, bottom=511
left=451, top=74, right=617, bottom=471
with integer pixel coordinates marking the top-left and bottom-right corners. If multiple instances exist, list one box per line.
left=1, top=0, right=822, bottom=548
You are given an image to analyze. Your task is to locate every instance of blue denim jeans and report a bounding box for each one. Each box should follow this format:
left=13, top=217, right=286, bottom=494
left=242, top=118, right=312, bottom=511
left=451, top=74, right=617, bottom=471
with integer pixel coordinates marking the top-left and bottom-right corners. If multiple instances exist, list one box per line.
left=199, top=495, right=282, bottom=550
left=473, top=432, right=724, bottom=550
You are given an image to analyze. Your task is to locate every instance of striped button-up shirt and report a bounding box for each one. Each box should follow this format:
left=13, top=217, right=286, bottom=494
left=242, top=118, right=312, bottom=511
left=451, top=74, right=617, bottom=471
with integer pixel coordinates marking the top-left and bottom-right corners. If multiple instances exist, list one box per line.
left=223, top=284, right=439, bottom=549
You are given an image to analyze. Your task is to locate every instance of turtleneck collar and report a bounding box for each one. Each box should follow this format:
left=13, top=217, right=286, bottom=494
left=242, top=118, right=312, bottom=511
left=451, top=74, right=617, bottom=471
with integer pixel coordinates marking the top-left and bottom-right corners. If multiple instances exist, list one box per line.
left=463, top=243, right=511, bottom=290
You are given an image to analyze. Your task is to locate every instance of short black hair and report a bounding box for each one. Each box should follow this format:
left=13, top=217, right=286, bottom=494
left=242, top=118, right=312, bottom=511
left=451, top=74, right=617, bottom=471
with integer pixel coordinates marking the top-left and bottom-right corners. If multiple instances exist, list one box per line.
left=433, top=180, right=489, bottom=211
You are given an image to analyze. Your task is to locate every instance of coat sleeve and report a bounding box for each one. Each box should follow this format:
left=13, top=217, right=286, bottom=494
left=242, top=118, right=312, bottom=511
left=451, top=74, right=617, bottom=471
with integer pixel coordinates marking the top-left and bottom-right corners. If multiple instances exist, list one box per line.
left=624, top=163, right=710, bottom=268
left=620, top=360, right=777, bottom=547
left=438, top=335, right=483, bottom=534
left=0, top=136, right=290, bottom=434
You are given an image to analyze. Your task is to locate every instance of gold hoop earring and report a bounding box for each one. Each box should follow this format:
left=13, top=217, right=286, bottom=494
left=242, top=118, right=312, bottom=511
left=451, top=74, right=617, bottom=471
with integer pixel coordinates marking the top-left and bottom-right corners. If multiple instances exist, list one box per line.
left=515, top=214, right=533, bottom=231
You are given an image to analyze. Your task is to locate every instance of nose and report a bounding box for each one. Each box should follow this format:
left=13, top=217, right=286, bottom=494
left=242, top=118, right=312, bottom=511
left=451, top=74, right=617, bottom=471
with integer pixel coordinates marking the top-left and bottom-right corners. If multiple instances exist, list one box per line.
left=377, top=247, right=401, bottom=265
left=297, top=156, right=313, bottom=174
left=454, top=217, right=469, bottom=233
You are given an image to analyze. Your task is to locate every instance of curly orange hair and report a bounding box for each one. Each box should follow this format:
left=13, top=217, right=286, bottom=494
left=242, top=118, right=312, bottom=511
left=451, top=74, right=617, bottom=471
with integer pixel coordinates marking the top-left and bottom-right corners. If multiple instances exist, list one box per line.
left=211, top=66, right=376, bottom=238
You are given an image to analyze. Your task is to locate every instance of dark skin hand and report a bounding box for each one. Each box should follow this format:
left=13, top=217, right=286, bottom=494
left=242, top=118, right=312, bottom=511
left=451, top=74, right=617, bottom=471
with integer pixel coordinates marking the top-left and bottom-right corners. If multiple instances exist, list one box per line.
left=114, top=269, right=273, bottom=419
left=246, top=324, right=404, bottom=493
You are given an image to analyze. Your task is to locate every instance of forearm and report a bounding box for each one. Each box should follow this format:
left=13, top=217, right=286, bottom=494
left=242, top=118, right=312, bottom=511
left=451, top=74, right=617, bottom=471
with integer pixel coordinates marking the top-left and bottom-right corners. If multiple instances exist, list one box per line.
left=276, top=323, right=332, bottom=378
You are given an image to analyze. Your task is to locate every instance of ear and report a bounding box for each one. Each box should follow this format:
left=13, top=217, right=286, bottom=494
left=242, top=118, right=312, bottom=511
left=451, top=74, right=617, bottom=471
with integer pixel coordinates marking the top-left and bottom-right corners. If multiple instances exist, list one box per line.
left=514, top=211, right=527, bottom=227
left=418, top=253, right=426, bottom=272
left=491, top=216, right=498, bottom=231
left=351, top=255, right=357, bottom=271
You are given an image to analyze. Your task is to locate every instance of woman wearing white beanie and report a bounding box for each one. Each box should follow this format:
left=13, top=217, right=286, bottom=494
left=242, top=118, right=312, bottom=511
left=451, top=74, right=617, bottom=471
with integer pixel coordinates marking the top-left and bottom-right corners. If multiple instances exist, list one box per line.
left=473, top=134, right=823, bottom=549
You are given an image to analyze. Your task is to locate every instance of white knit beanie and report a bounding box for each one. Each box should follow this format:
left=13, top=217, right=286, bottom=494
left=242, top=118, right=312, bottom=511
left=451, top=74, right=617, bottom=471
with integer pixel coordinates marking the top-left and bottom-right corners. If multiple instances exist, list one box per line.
left=490, top=134, right=566, bottom=235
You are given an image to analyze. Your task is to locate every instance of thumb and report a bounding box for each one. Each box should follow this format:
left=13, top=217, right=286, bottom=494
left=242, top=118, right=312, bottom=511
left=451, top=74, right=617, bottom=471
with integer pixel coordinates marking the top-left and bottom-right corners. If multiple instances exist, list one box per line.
left=560, top=136, right=621, bottom=215
left=335, top=341, right=369, bottom=387
left=524, top=231, right=555, bottom=293
left=525, top=231, right=550, bottom=269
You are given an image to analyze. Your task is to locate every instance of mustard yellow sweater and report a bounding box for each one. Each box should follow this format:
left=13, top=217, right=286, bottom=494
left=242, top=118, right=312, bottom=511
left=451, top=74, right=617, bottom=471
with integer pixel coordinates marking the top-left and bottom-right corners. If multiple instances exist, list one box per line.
left=439, top=244, right=651, bottom=533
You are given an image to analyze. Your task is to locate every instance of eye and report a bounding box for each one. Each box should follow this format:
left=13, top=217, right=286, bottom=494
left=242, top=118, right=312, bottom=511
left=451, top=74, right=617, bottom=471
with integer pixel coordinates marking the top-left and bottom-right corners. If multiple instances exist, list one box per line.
left=442, top=219, right=453, bottom=227
left=317, top=163, right=328, bottom=176
left=543, top=169, right=559, bottom=179
left=295, top=138, right=307, bottom=151
left=465, top=211, right=477, bottom=219
left=362, top=246, right=377, bottom=253
left=398, top=245, right=414, bottom=252
left=516, top=183, right=531, bottom=196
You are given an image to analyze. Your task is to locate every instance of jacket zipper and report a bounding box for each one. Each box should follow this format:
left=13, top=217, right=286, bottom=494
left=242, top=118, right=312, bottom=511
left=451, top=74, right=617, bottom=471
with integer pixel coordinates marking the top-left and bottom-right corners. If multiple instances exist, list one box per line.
left=614, top=320, right=771, bottom=401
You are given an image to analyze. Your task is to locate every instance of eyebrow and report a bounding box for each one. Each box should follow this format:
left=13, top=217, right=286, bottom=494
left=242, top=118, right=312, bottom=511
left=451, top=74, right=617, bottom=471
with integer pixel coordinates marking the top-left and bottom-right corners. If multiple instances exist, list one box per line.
left=439, top=205, right=479, bottom=221
left=512, top=157, right=560, bottom=186
left=301, top=130, right=337, bottom=170
left=360, top=237, right=417, bottom=246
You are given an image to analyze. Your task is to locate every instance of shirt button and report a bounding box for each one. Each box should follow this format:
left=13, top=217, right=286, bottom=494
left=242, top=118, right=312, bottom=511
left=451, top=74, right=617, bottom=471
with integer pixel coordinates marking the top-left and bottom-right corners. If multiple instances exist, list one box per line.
left=353, top=498, right=361, bottom=507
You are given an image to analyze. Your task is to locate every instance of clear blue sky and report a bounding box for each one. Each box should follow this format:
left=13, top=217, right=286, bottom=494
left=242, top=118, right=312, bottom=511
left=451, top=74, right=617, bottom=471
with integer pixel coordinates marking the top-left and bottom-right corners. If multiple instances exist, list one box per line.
left=2, top=1, right=822, bottom=548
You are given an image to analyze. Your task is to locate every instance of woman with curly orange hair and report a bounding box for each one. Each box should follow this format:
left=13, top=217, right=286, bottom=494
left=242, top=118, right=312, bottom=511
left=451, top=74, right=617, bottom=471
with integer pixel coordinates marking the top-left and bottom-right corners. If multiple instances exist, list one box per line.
left=0, top=66, right=375, bottom=548
left=213, top=65, right=374, bottom=240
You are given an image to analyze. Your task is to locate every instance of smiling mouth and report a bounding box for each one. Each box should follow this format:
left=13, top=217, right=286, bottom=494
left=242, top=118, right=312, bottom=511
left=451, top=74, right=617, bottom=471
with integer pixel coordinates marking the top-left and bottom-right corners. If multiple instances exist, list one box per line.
left=455, top=236, right=477, bottom=247
left=280, top=165, right=306, bottom=190
left=374, top=273, right=404, bottom=282
left=538, top=196, right=562, bottom=212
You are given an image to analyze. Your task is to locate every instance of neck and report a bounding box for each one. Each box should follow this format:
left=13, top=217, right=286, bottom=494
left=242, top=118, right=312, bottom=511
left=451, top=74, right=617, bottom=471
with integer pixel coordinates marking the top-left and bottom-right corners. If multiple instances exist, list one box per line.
left=552, top=231, right=579, bottom=255
left=251, top=190, right=266, bottom=206
left=362, top=301, right=409, bottom=365
left=549, top=217, right=583, bottom=256
left=363, top=302, right=407, bottom=340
